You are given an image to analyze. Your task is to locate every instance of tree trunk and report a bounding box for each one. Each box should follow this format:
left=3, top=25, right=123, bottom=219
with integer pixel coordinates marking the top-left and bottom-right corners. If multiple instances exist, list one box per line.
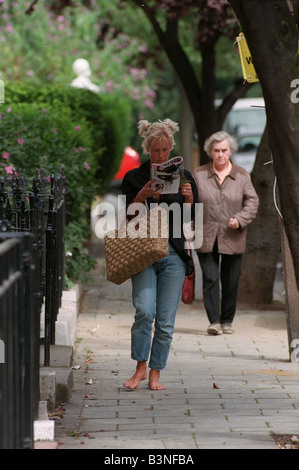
left=174, top=73, right=194, bottom=171
left=200, top=41, right=218, bottom=136
left=228, top=0, right=299, bottom=290
left=238, top=126, right=281, bottom=305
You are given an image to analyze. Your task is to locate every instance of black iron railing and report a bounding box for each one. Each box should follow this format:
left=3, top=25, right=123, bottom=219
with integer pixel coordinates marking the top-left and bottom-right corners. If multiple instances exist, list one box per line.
left=0, top=168, right=67, bottom=449
left=0, top=233, right=39, bottom=449
left=0, top=168, right=66, bottom=366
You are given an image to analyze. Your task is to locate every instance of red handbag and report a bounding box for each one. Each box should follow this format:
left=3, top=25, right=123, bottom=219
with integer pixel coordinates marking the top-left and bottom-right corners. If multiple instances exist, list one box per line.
left=181, top=270, right=195, bottom=304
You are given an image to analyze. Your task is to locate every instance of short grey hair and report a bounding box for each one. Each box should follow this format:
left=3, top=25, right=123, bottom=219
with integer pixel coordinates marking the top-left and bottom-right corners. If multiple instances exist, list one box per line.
left=204, top=131, right=238, bottom=157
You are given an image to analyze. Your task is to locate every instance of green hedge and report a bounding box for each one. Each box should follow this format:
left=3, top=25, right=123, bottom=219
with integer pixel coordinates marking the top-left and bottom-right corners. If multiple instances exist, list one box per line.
left=0, top=82, right=133, bottom=284
left=4, top=82, right=132, bottom=190
left=0, top=102, right=95, bottom=219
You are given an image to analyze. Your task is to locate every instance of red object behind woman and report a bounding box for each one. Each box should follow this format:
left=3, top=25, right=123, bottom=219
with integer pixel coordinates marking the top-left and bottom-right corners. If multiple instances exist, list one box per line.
left=113, top=147, right=141, bottom=180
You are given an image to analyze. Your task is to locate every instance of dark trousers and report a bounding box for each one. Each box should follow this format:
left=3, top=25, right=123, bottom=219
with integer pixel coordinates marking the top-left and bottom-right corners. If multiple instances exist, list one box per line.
left=197, top=241, right=242, bottom=324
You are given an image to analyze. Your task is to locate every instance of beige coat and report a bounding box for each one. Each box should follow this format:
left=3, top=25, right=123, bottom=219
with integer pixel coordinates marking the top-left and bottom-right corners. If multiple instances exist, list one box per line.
left=193, top=162, right=259, bottom=254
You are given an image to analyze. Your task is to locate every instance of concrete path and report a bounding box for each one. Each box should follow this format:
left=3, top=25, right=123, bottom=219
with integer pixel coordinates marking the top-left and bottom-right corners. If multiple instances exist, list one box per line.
left=55, top=257, right=299, bottom=450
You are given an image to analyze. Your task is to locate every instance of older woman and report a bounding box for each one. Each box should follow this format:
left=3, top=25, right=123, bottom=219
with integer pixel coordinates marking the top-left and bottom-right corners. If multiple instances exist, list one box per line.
left=193, top=131, right=259, bottom=335
left=121, top=119, right=198, bottom=390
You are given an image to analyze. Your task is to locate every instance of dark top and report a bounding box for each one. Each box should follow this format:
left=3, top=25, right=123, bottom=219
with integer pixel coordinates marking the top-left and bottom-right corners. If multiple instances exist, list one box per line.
left=121, top=159, right=199, bottom=275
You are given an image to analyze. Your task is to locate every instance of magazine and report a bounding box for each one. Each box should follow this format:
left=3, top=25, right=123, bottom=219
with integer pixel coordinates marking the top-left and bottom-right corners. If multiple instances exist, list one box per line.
left=150, top=156, right=184, bottom=194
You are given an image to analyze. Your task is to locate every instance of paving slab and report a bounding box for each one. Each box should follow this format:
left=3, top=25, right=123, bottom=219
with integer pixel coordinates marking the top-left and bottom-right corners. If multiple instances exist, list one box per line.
left=54, top=256, right=299, bottom=451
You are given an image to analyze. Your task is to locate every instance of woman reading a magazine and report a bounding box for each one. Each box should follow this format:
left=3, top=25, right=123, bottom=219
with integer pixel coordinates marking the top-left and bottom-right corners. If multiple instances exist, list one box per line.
left=121, top=118, right=198, bottom=391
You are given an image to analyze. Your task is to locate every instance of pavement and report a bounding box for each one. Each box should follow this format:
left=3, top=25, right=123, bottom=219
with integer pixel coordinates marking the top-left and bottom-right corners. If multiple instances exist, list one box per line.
left=53, top=242, right=299, bottom=451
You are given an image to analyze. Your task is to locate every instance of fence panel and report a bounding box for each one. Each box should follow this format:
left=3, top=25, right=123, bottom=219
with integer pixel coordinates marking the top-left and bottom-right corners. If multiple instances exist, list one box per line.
left=0, top=167, right=67, bottom=448
left=0, top=233, right=39, bottom=449
left=0, top=169, right=66, bottom=366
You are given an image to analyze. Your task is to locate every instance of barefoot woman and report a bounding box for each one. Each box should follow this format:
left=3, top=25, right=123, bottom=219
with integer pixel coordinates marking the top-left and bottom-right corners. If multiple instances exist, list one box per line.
left=121, top=119, right=198, bottom=390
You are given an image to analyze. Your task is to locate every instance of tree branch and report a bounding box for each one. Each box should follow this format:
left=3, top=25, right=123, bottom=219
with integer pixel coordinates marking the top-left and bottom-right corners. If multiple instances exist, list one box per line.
left=131, top=1, right=205, bottom=139
left=25, top=0, right=39, bottom=15
left=131, top=0, right=164, bottom=42
left=217, top=79, right=252, bottom=127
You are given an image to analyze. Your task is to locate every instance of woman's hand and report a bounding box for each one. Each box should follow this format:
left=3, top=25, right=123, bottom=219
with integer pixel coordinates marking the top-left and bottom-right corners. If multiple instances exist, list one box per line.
left=228, top=217, right=240, bottom=229
left=180, top=183, right=193, bottom=205
left=134, top=180, right=161, bottom=203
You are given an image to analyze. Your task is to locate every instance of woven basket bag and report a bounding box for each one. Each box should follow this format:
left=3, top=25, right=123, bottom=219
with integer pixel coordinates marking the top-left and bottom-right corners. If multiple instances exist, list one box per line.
left=104, top=205, right=169, bottom=285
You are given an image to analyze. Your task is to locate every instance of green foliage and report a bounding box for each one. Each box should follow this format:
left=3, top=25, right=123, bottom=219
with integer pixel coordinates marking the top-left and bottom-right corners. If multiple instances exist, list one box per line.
left=0, top=0, right=158, bottom=121
left=64, top=221, right=97, bottom=285
left=94, top=92, right=133, bottom=183
left=0, top=0, right=183, bottom=155
left=0, top=101, right=95, bottom=214
left=0, top=83, right=132, bottom=283
left=0, top=100, right=97, bottom=283
left=3, top=82, right=132, bottom=187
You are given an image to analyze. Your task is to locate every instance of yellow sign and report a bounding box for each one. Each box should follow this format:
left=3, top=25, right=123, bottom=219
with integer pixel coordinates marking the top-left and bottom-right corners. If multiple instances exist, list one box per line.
left=236, top=32, right=259, bottom=83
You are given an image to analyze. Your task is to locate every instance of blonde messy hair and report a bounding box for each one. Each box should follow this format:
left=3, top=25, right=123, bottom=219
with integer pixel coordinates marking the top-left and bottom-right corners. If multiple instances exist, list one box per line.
left=137, top=119, right=179, bottom=155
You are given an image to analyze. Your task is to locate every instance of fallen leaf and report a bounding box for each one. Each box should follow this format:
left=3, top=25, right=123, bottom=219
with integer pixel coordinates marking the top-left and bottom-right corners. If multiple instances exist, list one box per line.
left=72, top=365, right=81, bottom=370
left=48, top=410, right=64, bottom=420
left=85, top=378, right=93, bottom=385
left=83, top=432, right=95, bottom=439
left=85, top=393, right=96, bottom=399
left=48, top=404, right=65, bottom=420
left=213, top=382, right=219, bottom=389
left=85, top=358, right=96, bottom=364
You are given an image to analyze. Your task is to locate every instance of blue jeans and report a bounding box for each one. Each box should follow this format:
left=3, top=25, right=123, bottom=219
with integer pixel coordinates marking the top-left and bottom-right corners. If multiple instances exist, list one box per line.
left=130, top=244, right=186, bottom=370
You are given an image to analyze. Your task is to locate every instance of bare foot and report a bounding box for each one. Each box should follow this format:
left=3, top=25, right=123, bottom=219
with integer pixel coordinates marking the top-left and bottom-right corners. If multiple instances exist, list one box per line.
left=148, top=369, right=165, bottom=390
left=123, top=362, right=147, bottom=389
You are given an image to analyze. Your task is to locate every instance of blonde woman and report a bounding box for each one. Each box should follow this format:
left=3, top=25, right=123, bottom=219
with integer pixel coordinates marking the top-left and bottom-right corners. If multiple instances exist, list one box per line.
left=121, top=119, right=198, bottom=390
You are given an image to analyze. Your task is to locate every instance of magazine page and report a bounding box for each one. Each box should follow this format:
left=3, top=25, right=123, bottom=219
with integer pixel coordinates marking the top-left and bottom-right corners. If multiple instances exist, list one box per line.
left=150, top=156, right=184, bottom=194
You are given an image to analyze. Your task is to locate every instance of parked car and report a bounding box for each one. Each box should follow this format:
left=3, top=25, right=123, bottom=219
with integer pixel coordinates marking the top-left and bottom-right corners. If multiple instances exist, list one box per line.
left=222, top=98, right=266, bottom=173
left=232, top=128, right=262, bottom=173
